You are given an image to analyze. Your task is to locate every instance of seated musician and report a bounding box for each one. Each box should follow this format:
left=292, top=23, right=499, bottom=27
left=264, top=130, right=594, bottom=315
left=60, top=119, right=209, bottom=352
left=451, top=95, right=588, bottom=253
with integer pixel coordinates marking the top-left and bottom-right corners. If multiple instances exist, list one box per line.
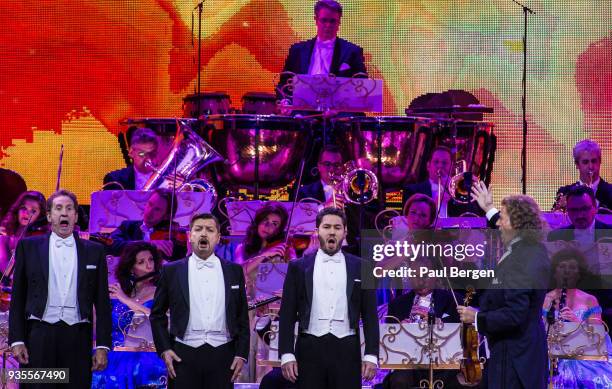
left=109, top=188, right=187, bottom=261
left=402, top=146, right=484, bottom=218
left=297, top=144, right=379, bottom=255
left=548, top=185, right=612, bottom=244
left=234, top=202, right=297, bottom=287
left=553, top=139, right=612, bottom=212
left=383, top=264, right=466, bottom=389
left=103, top=127, right=159, bottom=191
left=0, top=191, right=47, bottom=272
left=92, top=241, right=167, bottom=388
left=542, top=247, right=612, bottom=387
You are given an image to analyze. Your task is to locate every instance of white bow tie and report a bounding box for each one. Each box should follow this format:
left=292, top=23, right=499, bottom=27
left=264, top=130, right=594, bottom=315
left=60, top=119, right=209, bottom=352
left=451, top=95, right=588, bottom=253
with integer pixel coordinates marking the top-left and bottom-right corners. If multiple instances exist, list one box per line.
left=323, top=255, right=341, bottom=263
left=196, top=259, right=215, bottom=269
left=317, top=41, right=334, bottom=50
left=55, top=238, right=74, bottom=248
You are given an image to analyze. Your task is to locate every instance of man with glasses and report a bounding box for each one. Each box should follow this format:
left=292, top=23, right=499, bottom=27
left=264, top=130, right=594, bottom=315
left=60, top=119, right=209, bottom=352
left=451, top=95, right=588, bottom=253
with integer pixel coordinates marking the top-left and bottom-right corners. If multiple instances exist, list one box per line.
left=548, top=185, right=612, bottom=244
left=276, top=0, right=367, bottom=105
left=103, top=127, right=159, bottom=190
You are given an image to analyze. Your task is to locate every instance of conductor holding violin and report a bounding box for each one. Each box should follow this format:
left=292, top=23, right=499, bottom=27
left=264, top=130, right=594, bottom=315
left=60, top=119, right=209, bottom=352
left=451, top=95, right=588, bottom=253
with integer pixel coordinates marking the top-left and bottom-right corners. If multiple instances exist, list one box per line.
left=109, top=188, right=187, bottom=261
left=9, top=189, right=112, bottom=388
left=457, top=183, right=550, bottom=389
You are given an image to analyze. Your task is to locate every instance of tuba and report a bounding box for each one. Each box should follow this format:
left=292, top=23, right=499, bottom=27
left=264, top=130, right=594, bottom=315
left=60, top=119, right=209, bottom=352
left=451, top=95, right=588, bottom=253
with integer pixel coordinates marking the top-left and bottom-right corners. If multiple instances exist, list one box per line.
left=448, top=160, right=480, bottom=204
left=143, top=119, right=224, bottom=203
left=330, top=161, right=379, bottom=205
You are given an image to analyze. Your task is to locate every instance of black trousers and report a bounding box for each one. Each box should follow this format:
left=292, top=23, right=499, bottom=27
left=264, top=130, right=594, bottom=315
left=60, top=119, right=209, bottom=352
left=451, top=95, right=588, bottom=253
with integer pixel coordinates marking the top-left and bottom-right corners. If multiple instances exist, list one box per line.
left=23, top=320, right=92, bottom=389
left=296, top=333, right=361, bottom=389
left=170, top=341, right=235, bottom=389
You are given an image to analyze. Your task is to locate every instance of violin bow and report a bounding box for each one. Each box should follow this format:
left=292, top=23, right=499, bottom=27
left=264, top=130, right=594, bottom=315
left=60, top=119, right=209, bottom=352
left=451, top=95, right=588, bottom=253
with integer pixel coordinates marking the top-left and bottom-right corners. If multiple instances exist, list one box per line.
left=55, top=144, right=64, bottom=192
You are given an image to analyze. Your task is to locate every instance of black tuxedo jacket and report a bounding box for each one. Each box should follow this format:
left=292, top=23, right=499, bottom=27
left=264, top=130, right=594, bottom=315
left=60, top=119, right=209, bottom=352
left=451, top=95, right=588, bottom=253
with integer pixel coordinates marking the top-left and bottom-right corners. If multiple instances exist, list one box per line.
left=556, top=178, right=612, bottom=211
left=386, top=289, right=460, bottom=323
left=277, top=37, right=367, bottom=98
left=150, top=257, right=250, bottom=359
left=547, top=220, right=612, bottom=242
left=278, top=252, right=379, bottom=358
left=103, top=166, right=135, bottom=190
left=402, top=180, right=484, bottom=217
left=297, top=180, right=325, bottom=203
left=109, top=220, right=187, bottom=260
left=8, top=233, right=112, bottom=349
left=476, top=239, right=550, bottom=389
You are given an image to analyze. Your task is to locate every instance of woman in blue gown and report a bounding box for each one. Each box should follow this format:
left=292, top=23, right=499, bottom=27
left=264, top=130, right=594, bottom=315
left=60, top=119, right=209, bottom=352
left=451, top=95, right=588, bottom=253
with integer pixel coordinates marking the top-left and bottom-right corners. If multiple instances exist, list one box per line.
left=92, top=241, right=167, bottom=389
left=542, top=248, right=612, bottom=389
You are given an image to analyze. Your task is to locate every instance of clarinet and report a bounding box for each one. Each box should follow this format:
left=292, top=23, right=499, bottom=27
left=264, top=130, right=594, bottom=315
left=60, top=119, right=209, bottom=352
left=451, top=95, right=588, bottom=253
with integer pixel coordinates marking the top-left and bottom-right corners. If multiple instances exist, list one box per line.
left=559, top=284, right=568, bottom=322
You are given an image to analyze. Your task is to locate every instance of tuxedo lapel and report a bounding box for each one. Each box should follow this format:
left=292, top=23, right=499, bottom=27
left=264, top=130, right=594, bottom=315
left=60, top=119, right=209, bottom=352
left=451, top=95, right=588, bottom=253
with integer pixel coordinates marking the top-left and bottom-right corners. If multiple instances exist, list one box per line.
left=330, top=39, right=343, bottom=75
left=220, top=259, right=231, bottom=310
left=304, top=254, right=315, bottom=307
left=178, top=259, right=189, bottom=306
left=345, top=254, right=359, bottom=300
left=75, top=233, right=86, bottom=296
left=39, top=234, right=51, bottom=284
left=301, top=38, right=316, bottom=74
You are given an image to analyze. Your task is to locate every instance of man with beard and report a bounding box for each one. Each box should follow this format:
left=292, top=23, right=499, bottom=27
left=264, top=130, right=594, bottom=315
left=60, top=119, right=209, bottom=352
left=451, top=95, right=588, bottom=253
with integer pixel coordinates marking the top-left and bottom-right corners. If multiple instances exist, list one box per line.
left=278, top=207, right=379, bottom=388
left=150, top=213, right=249, bottom=388
left=9, top=189, right=112, bottom=388
left=457, top=183, right=551, bottom=389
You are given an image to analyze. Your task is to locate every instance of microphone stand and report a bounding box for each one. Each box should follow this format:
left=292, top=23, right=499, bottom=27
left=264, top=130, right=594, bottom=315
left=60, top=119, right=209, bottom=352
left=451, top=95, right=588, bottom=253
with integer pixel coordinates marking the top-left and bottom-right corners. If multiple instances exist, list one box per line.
left=193, top=1, right=205, bottom=96
left=510, top=0, right=535, bottom=194
left=421, top=301, right=444, bottom=389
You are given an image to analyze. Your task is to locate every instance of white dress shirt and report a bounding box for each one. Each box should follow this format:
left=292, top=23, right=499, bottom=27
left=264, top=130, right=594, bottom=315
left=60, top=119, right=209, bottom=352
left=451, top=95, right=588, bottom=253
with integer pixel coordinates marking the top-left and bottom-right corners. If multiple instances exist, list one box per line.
left=175, top=253, right=230, bottom=348
left=308, top=38, right=336, bottom=75
left=42, top=232, right=81, bottom=324
left=281, top=249, right=378, bottom=366
left=134, top=169, right=153, bottom=191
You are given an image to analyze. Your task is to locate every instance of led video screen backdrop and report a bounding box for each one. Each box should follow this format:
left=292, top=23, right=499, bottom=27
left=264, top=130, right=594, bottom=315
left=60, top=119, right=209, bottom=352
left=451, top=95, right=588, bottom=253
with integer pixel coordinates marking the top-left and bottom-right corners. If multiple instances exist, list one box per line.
left=1, top=0, right=610, bottom=207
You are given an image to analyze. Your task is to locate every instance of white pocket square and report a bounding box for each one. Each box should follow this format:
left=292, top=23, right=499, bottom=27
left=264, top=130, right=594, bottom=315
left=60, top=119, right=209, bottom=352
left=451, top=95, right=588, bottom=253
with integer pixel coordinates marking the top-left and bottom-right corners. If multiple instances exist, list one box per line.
left=442, top=313, right=450, bottom=318
left=354, top=279, right=361, bottom=282
left=86, top=265, right=97, bottom=270
left=339, top=62, right=351, bottom=72
left=231, top=285, right=240, bottom=290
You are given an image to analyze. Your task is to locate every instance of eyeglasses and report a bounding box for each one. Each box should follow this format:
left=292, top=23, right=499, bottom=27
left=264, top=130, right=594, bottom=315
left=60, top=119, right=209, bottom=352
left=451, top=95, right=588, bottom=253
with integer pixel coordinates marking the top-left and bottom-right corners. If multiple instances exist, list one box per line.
left=319, top=161, right=343, bottom=169
left=133, top=150, right=156, bottom=158
left=317, top=17, right=340, bottom=25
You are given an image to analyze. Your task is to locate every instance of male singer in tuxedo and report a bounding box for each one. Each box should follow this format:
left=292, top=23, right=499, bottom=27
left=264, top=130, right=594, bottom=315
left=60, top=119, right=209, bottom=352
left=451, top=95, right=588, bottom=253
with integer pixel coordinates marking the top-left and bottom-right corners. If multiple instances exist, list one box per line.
left=9, top=189, right=112, bottom=388
left=150, top=213, right=249, bottom=388
left=457, top=183, right=550, bottom=389
left=279, top=207, right=379, bottom=388
left=277, top=0, right=367, bottom=106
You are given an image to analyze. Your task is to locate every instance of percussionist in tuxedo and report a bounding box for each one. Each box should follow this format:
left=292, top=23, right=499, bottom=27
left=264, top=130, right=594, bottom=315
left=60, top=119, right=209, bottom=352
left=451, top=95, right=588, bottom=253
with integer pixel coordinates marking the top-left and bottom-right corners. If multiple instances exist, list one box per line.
left=278, top=207, right=379, bottom=388
left=8, top=189, right=112, bottom=388
left=277, top=0, right=367, bottom=117
left=150, top=213, right=249, bottom=388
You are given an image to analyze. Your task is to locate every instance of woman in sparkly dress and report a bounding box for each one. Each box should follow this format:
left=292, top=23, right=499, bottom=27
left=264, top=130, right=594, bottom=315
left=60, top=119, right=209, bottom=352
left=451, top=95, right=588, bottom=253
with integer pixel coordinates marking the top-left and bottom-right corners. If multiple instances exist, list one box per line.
left=92, top=241, right=167, bottom=388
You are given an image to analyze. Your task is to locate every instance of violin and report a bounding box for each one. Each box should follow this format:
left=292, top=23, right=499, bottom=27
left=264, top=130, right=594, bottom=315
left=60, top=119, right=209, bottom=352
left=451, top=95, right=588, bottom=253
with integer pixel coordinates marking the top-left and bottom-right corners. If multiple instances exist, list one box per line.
left=149, top=223, right=189, bottom=247
left=459, top=287, right=482, bottom=385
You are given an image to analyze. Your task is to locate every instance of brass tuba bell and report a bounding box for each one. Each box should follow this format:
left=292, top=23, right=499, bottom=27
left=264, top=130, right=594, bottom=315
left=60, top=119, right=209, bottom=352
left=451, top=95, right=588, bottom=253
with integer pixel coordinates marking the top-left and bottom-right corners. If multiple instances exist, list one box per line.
left=143, top=119, right=224, bottom=202
left=448, top=160, right=480, bottom=204
left=330, top=161, right=379, bottom=205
